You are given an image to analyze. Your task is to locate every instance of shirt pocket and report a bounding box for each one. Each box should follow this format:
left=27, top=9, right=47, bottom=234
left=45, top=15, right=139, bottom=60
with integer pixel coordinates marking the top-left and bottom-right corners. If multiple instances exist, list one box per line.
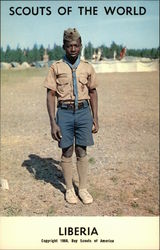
left=78, top=76, right=88, bottom=91
left=56, top=77, right=70, bottom=93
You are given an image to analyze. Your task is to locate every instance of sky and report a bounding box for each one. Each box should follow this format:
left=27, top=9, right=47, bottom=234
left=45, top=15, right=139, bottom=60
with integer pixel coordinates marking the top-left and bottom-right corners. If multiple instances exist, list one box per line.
left=1, top=0, right=159, bottom=50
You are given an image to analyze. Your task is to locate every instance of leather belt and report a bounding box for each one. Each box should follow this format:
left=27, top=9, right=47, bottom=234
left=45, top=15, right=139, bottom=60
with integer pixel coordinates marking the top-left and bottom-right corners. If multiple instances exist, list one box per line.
left=57, top=100, right=89, bottom=110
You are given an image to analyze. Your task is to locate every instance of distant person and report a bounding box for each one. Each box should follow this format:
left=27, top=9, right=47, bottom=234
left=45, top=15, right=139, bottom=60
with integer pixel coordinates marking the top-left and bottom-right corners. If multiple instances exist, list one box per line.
left=119, top=47, right=127, bottom=60
left=44, top=28, right=99, bottom=204
left=113, top=50, right=117, bottom=60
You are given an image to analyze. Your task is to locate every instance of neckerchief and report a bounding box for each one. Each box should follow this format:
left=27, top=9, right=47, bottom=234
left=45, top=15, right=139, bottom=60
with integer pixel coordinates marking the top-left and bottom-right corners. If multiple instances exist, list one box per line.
left=63, top=55, right=80, bottom=109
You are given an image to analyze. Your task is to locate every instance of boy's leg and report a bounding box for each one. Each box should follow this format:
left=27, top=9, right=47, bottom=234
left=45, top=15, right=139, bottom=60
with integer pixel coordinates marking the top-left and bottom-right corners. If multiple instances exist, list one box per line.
left=61, top=145, right=77, bottom=204
left=75, top=145, right=87, bottom=189
left=75, top=145, right=93, bottom=204
left=61, top=145, right=73, bottom=189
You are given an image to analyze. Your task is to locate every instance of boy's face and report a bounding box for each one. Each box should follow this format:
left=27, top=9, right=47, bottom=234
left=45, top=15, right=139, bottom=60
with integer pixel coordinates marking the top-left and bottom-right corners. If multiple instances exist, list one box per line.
left=63, top=38, right=82, bottom=61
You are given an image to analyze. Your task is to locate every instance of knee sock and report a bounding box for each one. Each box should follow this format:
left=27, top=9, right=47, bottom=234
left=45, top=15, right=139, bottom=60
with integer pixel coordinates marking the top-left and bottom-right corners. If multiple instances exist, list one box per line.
left=76, top=155, right=88, bottom=189
left=61, top=156, right=73, bottom=190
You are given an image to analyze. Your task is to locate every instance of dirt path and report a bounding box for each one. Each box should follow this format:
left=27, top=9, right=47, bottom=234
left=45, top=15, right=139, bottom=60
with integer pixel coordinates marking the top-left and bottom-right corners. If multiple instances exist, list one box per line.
left=0, top=69, right=159, bottom=216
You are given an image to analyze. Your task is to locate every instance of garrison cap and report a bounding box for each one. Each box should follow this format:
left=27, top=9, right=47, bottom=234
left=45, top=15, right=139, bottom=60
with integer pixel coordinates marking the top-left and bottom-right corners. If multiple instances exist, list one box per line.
left=63, top=28, right=81, bottom=42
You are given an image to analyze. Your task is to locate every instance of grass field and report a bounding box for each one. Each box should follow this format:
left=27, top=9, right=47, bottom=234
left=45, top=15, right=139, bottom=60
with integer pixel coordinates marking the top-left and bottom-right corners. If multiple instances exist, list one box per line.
left=1, top=68, right=47, bottom=84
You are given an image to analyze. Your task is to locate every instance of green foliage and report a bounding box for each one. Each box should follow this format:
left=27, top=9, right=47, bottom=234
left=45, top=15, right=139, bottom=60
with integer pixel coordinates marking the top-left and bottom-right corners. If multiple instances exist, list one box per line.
left=39, top=44, right=45, bottom=61
left=88, top=157, right=96, bottom=164
left=47, top=44, right=64, bottom=60
left=32, top=43, right=41, bottom=61
left=47, top=205, right=55, bottom=216
left=0, top=47, right=5, bottom=62
left=84, top=42, right=94, bottom=59
left=52, top=44, right=65, bottom=60
left=1, top=42, right=159, bottom=64
left=127, top=47, right=159, bottom=59
left=4, top=205, right=22, bottom=216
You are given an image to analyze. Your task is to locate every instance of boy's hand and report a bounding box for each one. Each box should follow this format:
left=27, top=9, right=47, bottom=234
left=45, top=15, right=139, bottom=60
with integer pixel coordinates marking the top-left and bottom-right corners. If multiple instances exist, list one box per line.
left=51, top=123, right=62, bottom=141
left=92, top=118, right=99, bottom=133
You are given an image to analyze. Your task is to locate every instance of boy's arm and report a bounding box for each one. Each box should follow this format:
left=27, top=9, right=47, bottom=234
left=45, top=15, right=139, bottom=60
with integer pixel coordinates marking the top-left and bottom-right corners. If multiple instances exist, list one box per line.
left=89, top=88, right=99, bottom=133
left=47, top=88, right=62, bottom=141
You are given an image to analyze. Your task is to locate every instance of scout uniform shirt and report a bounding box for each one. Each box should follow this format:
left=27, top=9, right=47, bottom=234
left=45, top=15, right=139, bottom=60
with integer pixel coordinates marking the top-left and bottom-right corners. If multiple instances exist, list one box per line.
left=44, top=59, right=97, bottom=102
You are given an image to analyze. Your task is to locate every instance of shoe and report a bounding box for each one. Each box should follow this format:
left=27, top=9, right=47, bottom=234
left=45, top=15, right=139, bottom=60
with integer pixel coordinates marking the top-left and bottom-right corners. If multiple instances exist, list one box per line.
left=79, top=189, right=93, bottom=204
left=65, top=188, right=78, bottom=204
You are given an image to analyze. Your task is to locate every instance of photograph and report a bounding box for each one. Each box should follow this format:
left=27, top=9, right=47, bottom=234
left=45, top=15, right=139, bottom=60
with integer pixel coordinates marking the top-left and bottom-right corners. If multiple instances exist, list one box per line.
left=0, top=0, right=159, bottom=249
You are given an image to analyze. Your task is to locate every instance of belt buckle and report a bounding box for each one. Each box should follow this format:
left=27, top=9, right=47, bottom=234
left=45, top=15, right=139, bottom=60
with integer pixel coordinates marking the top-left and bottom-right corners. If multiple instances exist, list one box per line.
left=69, top=104, right=74, bottom=110
left=65, top=103, right=74, bottom=110
left=78, top=102, right=83, bottom=109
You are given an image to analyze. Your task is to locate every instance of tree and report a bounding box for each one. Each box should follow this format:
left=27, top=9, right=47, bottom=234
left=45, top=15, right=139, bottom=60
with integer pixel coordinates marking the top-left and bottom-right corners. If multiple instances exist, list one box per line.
left=84, top=42, right=94, bottom=60
left=150, top=48, right=159, bottom=59
left=15, top=46, right=27, bottom=63
left=32, top=43, right=41, bottom=61
left=52, top=44, right=64, bottom=60
left=39, top=45, right=45, bottom=61
left=5, top=45, right=12, bottom=62
left=0, top=47, right=5, bottom=62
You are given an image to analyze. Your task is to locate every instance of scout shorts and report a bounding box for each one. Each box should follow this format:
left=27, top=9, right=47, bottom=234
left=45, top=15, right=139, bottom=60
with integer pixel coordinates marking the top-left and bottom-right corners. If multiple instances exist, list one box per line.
left=56, top=101, right=94, bottom=148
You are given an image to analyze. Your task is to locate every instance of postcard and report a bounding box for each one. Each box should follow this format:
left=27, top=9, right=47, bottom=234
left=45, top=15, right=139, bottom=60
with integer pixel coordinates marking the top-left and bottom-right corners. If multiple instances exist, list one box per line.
left=0, top=0, right=159, bottom=249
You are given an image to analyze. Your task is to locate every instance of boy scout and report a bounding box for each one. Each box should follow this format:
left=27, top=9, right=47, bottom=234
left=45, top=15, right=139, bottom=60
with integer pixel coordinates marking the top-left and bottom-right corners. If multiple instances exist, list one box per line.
left=44, top=28, right=99, bottom=204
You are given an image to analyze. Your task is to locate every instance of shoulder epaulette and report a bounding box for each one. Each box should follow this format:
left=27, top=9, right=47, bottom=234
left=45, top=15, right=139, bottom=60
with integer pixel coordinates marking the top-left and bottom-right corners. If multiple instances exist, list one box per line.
left=55, top=59, right=63, bottom=64
left=50, top=59, right=63, bottom=69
